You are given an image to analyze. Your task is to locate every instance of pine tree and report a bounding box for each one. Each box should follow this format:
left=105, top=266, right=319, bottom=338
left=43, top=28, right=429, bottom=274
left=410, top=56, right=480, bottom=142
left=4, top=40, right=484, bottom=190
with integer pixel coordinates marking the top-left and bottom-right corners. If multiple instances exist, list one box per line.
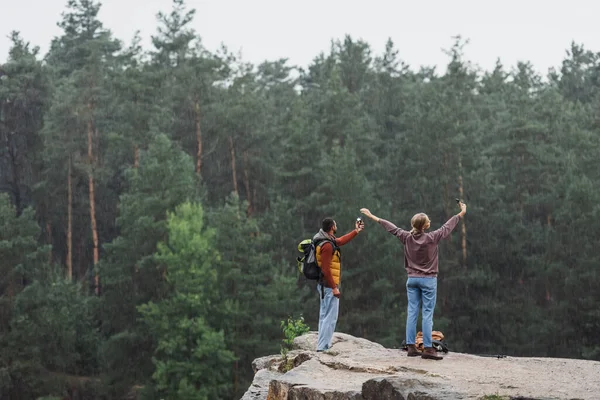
left=100, top=134, right=199, bottom=395
left=0, top=32, right=48, bottom=217
left=139, top=202, right=234, bottom=400
left=207, top=195, right=300, bottom=398
left=43, top=0, right=122, bottom=285
left=150, top=0, right=227, bottom=179
left=0, top=194, right=100, bottom=398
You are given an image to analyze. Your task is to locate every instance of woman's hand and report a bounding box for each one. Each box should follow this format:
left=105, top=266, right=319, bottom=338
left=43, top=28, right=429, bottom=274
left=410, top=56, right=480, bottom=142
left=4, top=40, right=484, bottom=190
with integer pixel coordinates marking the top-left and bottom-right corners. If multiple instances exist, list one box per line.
left=360, top=208, right=380, bottom=222
left=458, top=202, right=467, bottom=217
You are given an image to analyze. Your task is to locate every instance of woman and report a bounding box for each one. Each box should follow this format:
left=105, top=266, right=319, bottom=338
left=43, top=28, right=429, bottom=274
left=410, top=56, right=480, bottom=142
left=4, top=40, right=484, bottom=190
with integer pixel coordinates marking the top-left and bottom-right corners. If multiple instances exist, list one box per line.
left=360, top=202, right=466, bottom=360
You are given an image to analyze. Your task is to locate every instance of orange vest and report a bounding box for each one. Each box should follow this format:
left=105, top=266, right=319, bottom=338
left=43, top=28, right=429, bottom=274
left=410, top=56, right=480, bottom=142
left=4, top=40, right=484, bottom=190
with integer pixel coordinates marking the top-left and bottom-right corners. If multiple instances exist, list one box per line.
left=316, top=241, right=341, bottom=285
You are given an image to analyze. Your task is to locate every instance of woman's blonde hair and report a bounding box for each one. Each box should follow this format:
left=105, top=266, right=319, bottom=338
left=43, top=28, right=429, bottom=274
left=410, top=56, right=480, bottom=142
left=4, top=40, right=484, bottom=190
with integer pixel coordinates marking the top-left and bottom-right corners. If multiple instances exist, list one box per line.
left=410, top=213, right=429, bottom=235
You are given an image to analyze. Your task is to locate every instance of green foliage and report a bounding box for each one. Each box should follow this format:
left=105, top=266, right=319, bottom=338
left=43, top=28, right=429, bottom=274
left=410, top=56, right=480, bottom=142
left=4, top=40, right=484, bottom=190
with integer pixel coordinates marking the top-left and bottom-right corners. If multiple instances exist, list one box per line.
left=0, top=195, right=50, bottom=291
left=280, top=316, right=310, bottom=355
left=3, top=1, right=600, bottom=398
left=206, top=194, right=303, bottom=397
left=138, top=201, right=234, bottom=400
left=0, top=194, right=99, bottom=399
left=279, top=316, right=310, bottom=373
left=3, top=277, right=101, bottom=398
left=99, top=133, right=199, bottom=394
left=0, top=32, right=48, bottom=216
left=10, top=278, right=100, bottom=373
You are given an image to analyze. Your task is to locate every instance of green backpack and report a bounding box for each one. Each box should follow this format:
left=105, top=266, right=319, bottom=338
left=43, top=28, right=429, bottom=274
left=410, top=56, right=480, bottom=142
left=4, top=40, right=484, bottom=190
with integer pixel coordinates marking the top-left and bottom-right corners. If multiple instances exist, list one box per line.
left=296, top=238, right=337, bottom=280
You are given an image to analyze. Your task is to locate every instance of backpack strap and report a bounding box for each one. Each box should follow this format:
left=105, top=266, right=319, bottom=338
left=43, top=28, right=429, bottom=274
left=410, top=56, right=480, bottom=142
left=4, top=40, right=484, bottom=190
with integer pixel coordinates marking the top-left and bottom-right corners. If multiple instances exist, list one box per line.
left=314, top=238, right=340, bottom=266
left=314, top=238, right=340, bottom=299
left=315, top=238, right=339, bottom=254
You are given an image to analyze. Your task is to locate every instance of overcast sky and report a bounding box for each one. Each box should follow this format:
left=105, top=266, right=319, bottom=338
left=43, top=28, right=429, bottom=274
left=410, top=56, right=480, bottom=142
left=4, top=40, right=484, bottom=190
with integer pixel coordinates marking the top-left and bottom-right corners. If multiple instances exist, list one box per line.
left=1, top=0, right=599, bottom=75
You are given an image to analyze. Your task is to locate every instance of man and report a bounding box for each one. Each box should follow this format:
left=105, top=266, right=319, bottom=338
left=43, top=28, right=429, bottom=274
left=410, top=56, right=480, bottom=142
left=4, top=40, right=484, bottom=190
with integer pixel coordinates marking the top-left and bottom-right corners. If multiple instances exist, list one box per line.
left=360, top=202, right=466, bottom=360
left=313, top=217, right=364, bottom=352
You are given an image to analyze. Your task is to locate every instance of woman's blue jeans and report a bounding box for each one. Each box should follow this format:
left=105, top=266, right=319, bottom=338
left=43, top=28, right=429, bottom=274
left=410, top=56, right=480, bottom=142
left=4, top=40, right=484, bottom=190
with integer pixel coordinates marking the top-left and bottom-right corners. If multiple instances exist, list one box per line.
left=406, top=277, right=437, bottom=348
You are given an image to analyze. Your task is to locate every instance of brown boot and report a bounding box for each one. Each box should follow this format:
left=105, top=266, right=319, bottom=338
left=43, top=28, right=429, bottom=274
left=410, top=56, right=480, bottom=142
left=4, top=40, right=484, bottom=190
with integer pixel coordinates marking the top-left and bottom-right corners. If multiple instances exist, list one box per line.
left=421, top=347, right=443, bottom=360
left=406, top=344, right=421, bottom=357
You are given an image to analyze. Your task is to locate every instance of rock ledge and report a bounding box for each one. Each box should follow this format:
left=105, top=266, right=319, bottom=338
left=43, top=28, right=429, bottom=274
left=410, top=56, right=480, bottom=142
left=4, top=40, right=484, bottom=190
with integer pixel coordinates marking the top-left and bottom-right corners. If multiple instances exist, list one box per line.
left=241, top=331, right=599, bottom=400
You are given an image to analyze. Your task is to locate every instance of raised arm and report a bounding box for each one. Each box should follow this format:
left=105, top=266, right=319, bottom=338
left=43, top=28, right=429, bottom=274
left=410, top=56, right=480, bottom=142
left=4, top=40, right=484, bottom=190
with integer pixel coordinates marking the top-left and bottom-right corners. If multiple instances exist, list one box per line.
left=360, top=208, right=409, bottom=243
left=360, top=208, right=381, bottom=223
left=335, top=219, right=364, bottom=246
left=431, top=202, right=467, bottom=243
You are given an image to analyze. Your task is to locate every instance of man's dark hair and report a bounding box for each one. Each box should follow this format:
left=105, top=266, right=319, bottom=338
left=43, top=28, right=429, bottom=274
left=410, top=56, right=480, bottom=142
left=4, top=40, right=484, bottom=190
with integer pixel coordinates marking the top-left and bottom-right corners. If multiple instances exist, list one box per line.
left=322, top=218, right=335, bottom=232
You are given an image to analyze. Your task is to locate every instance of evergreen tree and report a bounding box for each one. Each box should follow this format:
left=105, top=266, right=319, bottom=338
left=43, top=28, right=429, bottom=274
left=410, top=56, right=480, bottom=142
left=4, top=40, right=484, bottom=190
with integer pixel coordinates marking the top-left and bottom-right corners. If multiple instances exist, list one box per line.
left=139, top=202, right=234, bottom=400
left=100, top=134, right=198, bottom=395
left=150, top=0, right=228, bottom=180
left=42, top=0, right=122, bottom=283
left=207, top=195, right=300, bottom=398
left=0, top=32, right=48, bottom=216
left=0, top=194, right=100, bottom=399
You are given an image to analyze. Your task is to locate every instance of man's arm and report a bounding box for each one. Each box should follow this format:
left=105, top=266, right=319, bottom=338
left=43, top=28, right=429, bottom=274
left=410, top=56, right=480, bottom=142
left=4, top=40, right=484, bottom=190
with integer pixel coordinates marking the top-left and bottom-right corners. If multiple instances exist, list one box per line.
left=319, top=242, right=337, bottom=289
left=335, top=218, right=364, bottom=246
left=335, top=229, right=358, bottom=246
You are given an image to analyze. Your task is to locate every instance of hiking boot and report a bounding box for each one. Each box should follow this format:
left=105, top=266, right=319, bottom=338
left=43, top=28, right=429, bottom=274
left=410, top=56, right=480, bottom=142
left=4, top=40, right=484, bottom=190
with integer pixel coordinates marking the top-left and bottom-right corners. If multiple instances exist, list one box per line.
left=421, top=347, right=443, bottom=360
left=406, top=344, right=421, bottom=357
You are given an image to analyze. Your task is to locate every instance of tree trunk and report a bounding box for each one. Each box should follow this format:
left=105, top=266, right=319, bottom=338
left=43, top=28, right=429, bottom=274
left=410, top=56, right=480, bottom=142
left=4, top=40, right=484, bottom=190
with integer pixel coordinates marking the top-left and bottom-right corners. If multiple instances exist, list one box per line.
left=88, top=172, right=99, bottom=275
left=458, top=156, right=467, bottom=268
left=232, top=279, right=238, bottom=394
left=87, top=110, right=100, bottom=294
left=7, top=135, right=23, bottom=216
left=195, top=99, right=202, bottom=176
left=228, top=136, right=239, bottom=196
left=134, top=144, right=139, bottom=169
left=95, top=127, right=100, bottom=166
left=46, top=221, right=53, bottom=264
left=443, top=153, right=452, bottom=227
left=78, top=234, right=86, bottom=282
left=242, top=150, right=253, bottom=215
left=233, top=360, right=239, bottom=398
left=67, top=162, right=73, bottom=280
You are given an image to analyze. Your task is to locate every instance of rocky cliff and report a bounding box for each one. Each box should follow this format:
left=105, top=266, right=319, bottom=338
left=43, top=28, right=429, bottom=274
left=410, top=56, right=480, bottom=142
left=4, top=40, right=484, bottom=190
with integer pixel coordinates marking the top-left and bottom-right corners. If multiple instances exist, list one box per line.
left=241, top=332, right=599, bottom=400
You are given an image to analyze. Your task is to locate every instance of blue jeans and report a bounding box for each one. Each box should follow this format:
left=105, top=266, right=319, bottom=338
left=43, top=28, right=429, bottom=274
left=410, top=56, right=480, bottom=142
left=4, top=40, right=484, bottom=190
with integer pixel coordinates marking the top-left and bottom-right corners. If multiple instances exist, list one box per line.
left=406, top=277, right=437, bottom=348
left=316, top=284, right=339, bottom=351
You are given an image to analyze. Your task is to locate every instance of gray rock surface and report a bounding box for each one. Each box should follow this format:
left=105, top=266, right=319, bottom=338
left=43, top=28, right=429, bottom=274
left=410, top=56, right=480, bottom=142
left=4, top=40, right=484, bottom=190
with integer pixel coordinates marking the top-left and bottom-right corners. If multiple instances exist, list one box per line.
left=241, top=331, right=600, bottom=400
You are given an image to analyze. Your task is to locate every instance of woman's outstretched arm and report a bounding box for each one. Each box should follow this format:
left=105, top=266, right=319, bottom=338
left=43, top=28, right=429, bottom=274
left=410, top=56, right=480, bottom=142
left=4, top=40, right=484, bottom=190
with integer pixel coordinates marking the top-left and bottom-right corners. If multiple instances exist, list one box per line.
left=360, top=208, right=409, bottom=243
